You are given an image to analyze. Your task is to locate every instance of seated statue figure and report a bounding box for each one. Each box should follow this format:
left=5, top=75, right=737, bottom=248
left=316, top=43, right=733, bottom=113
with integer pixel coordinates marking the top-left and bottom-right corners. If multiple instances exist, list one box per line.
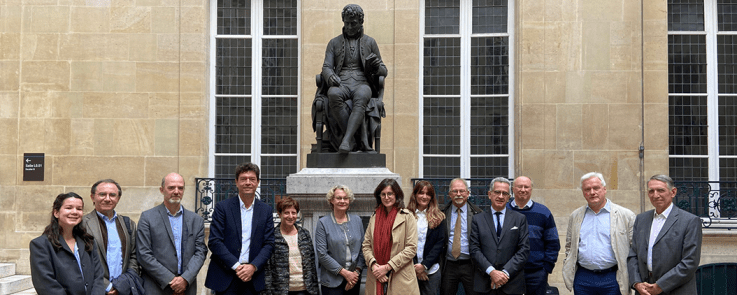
left=318, top=4, right=388, bottom=154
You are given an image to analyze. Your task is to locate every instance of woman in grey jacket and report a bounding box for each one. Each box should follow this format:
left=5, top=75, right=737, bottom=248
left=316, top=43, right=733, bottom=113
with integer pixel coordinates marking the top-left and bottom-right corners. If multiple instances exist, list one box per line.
left=314, top=185, right=366, bottom=295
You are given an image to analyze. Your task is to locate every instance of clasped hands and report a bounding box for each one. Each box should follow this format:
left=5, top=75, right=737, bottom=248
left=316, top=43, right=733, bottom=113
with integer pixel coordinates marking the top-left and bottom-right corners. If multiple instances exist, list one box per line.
left=634, top=282, right=663, bottom=295
left=489, top=269, right=509, bottom=290
left=169, top=276, right=188, bottom=294
left=235, top=264, right=257, bottom=282
left=340, top=268, right=360, bottom=291
left=372, top=263, right=392, bottom=284
left=414, top=264, right=429, bottom=281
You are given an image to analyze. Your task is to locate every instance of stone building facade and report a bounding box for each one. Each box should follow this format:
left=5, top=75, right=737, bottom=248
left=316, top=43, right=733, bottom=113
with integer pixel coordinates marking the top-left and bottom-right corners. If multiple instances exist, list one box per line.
left=1, top=0, right=736, bottom=294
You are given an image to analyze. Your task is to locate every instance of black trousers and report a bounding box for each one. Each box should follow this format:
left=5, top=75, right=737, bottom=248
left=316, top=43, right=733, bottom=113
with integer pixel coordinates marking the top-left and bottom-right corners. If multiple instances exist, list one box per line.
left=440, top=259, right=478, bottom=295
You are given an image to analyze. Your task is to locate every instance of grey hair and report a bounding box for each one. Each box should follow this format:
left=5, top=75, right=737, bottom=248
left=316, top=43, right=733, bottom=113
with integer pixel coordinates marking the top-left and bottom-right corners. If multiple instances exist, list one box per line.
left=449, top=178, right=469, bottom=191
left=326, top=185, right=355, bottom=208
left=489, top=177, right=512, bottom=191
left=649, top=174, right=675, bottom=190
left=580, top=172, right=606, bottom=187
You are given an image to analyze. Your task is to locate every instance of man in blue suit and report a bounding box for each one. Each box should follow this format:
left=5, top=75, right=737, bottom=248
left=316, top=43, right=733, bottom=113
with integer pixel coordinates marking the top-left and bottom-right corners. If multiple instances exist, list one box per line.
left=205, top=162, right=275, bottom=295
left=470, top=177, right=530, bottom=295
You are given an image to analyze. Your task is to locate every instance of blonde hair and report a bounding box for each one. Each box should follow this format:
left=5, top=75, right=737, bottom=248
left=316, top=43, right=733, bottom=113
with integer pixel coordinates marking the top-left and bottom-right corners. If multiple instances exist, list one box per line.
left=325, top=185, right=354, bottom=209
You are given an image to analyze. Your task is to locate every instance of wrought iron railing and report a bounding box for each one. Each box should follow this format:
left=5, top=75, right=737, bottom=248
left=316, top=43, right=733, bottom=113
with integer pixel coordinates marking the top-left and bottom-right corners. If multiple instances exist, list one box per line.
left=674, top=181, right=737, bottom=229
left=194, top=178, right=287, bottom=222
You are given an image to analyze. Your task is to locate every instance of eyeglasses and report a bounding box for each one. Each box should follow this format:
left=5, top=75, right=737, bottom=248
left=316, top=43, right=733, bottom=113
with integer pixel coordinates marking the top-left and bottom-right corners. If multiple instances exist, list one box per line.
left=96, top=192, right=118, bottom=199
left=490, top=190, right=510, bottom=197
left=380, top=192, right=395, bottom=198
left=334, top=197, right=350, bottom=201
left=450, top=189, right=468, bottom=195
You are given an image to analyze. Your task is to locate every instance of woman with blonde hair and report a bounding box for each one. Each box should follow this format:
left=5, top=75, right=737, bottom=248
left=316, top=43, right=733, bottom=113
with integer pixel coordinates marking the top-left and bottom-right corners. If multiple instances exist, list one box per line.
left=407, top=181, right=446, bottom=295
left=362, top=178, right=420, bottom=295
left=314, top=185, right=365, bottom=295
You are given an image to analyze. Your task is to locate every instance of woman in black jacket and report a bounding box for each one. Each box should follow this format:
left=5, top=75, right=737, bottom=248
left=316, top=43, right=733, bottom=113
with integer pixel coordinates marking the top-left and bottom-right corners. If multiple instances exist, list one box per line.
left=264, top=197, right=319, bottom=295
left=407, top=181, right=447, bottom=295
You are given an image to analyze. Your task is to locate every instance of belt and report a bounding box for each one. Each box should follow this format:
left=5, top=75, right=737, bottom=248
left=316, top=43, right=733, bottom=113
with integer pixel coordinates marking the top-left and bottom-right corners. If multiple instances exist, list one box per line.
left=577, top=262, right=618, bottom=273
left=446, top=259, right=472, bottom=265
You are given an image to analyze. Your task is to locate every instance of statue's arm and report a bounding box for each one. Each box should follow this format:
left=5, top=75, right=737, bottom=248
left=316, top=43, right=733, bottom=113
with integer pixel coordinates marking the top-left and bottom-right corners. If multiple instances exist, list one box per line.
left=321, top=38, right=338, bottom=84
left=369, top=39, right=387, bottom=77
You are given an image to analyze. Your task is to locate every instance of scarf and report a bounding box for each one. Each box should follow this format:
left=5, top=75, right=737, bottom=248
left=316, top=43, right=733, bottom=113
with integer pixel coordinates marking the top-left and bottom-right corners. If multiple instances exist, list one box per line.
left=373, top=206, right=398, bottom=295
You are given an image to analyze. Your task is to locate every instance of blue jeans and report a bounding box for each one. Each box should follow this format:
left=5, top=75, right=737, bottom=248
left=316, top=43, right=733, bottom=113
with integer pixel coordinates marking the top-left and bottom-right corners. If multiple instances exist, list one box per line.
left=573, top=267, right=621, bottom=295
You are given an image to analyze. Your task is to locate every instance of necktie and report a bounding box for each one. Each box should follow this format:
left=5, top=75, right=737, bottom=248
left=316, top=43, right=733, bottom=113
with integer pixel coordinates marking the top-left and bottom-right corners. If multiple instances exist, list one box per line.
left=495, top=211, right=502, bottom=238
left=451, top=207, right=462, bottom=258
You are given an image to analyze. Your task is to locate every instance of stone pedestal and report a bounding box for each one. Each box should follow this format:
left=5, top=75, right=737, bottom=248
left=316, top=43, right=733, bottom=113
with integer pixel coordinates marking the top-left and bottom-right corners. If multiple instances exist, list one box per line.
left=286, top=167, right=400, bottom=232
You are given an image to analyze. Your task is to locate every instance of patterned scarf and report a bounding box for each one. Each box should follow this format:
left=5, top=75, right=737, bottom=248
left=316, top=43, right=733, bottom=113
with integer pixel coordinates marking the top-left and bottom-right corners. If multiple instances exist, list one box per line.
left=373, top=206, right=398, bottom=295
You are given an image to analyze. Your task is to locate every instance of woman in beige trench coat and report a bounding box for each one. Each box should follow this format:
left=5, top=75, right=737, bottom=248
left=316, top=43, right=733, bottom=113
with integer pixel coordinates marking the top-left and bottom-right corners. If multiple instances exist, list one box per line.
left=362, top=178, right=421, bottom=295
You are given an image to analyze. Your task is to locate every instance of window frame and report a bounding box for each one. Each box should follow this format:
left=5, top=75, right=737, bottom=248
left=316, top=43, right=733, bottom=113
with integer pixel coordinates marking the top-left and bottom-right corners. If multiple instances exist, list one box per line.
left=418, top=0, right=516, bottom=179
left=207, top=0, right=301, bottom=178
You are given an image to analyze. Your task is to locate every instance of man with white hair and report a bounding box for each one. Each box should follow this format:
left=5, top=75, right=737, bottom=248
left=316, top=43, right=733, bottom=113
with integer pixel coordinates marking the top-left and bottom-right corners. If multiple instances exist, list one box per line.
left=562, top=172, right=635, bottom=295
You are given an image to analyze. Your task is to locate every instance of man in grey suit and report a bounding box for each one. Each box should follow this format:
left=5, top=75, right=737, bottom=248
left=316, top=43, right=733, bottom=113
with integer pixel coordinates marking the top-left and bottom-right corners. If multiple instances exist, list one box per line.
left=137, top=172, right=208, bottom=295
left=627, top=174, right=702, bottom=295
left=470, top=177, right=529, bottom=295
left=82, top=179, right=140, bottom=295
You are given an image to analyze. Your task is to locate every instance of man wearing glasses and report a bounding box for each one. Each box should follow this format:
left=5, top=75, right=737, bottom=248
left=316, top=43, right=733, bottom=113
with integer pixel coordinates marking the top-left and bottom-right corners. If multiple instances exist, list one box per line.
left=82, top=179, right=142, bottom=295
left=440, top=178, right=483, bottom=295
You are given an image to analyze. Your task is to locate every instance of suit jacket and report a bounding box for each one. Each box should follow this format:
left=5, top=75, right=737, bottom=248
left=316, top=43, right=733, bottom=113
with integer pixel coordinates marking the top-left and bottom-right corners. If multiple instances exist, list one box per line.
left=136, top=204, right=207, bottom=295
left=440, top=201, right=483, bottom=274
left=627, top=205, right=702, bottom=295
left=362, top=208, right=420, bottom=295
left=321, top=28, right=388, bottom=89
left=470, top=209, right=530, bottom=294
left=82, top=211, right=139, bottom=289
left=30, top=235, right=106, bottom=295
left=562, top=200, right=635, bottom=295
left=205, top=196, right=275, bottom=293
left=413, top=218, right=447, bottom=271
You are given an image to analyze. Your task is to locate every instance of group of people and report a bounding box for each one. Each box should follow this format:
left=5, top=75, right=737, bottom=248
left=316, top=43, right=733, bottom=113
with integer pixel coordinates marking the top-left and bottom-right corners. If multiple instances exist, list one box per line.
left=28, top=162, right=702, bottom=295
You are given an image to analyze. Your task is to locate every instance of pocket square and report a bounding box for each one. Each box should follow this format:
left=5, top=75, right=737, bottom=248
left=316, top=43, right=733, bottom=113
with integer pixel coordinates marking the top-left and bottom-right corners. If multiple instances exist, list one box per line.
left=511, top=226, right=519, bottom=230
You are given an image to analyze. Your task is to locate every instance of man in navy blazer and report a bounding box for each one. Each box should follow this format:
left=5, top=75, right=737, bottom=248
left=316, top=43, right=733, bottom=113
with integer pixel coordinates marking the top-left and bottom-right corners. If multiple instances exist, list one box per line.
left=136, top=173, right=208, bottom=295
left=205, top=162, right=275, bottom=295
left=470, top=177, right=530, bottom=295
left=627, top=174, right=702, bottom=295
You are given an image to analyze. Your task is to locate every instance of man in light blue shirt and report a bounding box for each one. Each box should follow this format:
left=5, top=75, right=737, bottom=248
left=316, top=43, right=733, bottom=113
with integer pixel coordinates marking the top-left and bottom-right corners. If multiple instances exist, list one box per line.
left=82, top=179, right=140, bottom=295
left=562, top=172, right=635, bottom=295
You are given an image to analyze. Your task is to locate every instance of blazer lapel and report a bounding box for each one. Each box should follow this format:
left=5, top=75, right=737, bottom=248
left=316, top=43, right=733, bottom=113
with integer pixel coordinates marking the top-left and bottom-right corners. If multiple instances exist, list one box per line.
left=641, top=210, right=654, bottom=248
left=231, top=197, right=243, bottom=241
left=88, top=213, right=108, bottom=266
left=654, top=207, right=679, bottom=246
left=485, top=210, right=499, bottom=243
left=158, top=205, right=176, bottom=247
left=499, top=211, right=513, bottom=241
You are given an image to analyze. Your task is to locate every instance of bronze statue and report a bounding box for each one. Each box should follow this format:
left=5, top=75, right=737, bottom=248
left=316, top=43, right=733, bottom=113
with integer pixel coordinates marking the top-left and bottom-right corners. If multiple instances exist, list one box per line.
left=313, top=4, right=388, bottom=154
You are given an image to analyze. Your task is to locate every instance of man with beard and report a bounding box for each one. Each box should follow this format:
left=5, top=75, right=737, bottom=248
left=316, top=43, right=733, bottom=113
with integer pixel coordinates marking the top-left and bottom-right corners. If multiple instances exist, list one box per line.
left=440, top=178, right=483, bottom=295
left=321, top=3, right=388, bottom=153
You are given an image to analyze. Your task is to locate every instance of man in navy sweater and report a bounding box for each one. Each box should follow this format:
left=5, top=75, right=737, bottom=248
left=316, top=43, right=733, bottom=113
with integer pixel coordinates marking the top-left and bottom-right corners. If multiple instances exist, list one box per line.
left=507, top=176, right=561, bottom=295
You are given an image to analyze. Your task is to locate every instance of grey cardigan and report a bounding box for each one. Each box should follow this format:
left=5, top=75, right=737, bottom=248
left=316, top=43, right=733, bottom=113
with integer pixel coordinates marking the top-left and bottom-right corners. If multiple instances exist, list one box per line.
left=314, top=213, right=366, bottom=288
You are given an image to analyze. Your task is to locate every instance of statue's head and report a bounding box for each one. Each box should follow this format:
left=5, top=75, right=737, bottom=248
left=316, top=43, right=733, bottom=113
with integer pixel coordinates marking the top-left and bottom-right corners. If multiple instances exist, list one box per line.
left=342, top=4, right=364, bottom=38
left=342, top=4, right=364, bottom=24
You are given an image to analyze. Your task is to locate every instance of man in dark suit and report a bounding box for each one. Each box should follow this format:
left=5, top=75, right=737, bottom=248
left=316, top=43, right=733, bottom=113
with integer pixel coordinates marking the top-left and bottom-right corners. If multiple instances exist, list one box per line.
left=82, top=179, right=140, bottom=295
left=440, top=178, right=483, bottom=295
left=136, top=173, right=208, bottom=295
left=470, top=177, right=530, bottom=295
left=627, top=174, right=702, bottom=295
left=205, top=162, right=275, bottom=295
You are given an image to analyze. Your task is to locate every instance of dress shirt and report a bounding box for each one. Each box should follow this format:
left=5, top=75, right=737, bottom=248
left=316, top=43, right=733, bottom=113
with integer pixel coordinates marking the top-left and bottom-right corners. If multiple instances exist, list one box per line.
left=73, top=241, right=85, bottom=284
left=96, top=211, right=123, bottom=292
left=416, top=209, right=440, bottom=275
left=447, top=203, right=470, bottom=259
left=167, top=206, right=184, bottom=274
left=511, top=199, right=534, bottom=209
left=648, top=202, right=674, bottom=272
left=577, top=200, right=618, bottom=270
left=234, top=197, right=255, bottom=269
